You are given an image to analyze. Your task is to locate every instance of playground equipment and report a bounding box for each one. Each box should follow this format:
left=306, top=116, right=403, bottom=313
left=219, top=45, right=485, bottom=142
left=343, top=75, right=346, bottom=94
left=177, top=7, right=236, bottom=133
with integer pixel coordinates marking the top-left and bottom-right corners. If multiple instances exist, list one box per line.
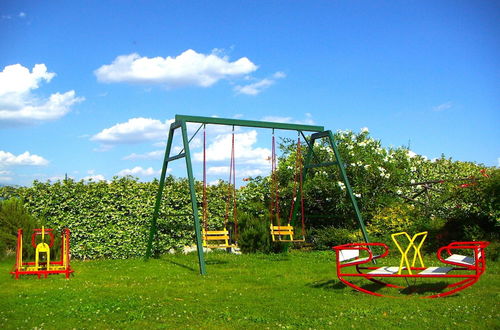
left=269, top=131, right=306, bottom=242
left=11, top=227, right=73, bottom=279
left=333, top=231, right=489, bottom=298
left=145, top=115, right=370, bottom=275
left=201, top=124, right=238, bottom=249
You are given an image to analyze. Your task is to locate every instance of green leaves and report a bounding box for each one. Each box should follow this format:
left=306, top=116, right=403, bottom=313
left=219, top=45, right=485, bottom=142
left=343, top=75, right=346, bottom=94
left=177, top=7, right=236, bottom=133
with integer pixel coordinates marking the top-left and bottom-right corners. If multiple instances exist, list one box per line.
left=0, top=176, right=232, bottom=259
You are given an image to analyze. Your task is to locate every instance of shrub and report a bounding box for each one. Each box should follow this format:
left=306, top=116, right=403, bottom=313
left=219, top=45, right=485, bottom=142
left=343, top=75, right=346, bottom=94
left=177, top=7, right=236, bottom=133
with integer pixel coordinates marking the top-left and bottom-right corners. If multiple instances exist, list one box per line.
left=237, top=210, right=271, bottom=254
left=368, top=203, right=423, bottom=237
left=309, top=226, right=361, bottom=250
left=237, top=205, right=291, bottom=254
left=433, top=169, right=500, bottom=245
left=0, top=198, right=40, bottom=259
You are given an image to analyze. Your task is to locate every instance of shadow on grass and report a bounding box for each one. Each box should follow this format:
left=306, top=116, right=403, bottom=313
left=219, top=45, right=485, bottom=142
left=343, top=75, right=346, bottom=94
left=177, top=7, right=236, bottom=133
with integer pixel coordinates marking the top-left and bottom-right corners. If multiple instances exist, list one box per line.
left=399, top=282, right=451, bottom=296
left=307, top=279, right=346, bottom=290
left=205, top=259, right=229, bottom=265
left=309, top=277, right=456, bottom=297
left=165, top=260, right=197, bottom=272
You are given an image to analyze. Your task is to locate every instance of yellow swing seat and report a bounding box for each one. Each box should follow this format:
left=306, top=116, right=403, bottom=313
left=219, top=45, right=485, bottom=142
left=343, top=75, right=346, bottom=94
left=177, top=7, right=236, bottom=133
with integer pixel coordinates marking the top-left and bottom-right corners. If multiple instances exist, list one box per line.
left=270, top=224, right=305, bottom=242
left=202, top=228, right=236, bottom=248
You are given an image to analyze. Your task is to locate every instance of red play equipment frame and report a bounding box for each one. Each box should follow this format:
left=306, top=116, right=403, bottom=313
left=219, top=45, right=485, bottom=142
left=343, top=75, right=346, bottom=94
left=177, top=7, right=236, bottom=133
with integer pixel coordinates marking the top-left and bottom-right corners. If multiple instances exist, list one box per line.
left=333, top=239, right=489, bottom=298
left=11, top=227, right=74, bottom=279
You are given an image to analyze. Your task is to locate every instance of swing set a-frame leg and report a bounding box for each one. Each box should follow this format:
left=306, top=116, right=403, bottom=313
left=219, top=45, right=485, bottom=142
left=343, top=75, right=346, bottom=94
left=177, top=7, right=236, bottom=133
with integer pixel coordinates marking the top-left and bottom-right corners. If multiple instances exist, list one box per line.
left=292, top=130, right=370, bottom=245
left=145, top=120, right=207, bottom=275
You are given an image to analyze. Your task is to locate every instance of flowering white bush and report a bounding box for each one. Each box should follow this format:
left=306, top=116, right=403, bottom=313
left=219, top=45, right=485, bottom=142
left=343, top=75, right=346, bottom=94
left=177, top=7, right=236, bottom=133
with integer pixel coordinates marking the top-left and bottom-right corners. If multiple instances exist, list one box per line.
left=270, top=129, right=493, bottom=240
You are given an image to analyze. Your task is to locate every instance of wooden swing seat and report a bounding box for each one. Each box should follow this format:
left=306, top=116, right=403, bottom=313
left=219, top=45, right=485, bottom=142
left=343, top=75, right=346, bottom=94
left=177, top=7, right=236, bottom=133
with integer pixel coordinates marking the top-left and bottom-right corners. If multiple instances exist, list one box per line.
left=202, top=228, right=236, bottom=248
left=270, top=225, right=305, bottom=242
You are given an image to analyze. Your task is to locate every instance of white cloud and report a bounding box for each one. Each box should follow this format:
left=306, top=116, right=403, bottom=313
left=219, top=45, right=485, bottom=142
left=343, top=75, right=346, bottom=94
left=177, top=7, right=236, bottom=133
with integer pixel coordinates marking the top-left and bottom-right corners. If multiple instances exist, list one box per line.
left=152, top=141, right=167, bottom=147
left=193, top=130, right=271, bottom=165
left=123, top=150, right=164, bottom=160
left=46, top=175, right=70, bottom=182
left=234, top=78, right=274, bottom=95
left=116, top=166, right=162, bottom=176
left=0, top=150, right=49, bottom=167
left=234, top=71, right=286, bottom=95
left=207, top=166, right=264, bottom=178
left=0, top=170, right=12, bottom=182
left=82, top=174, right=106, bottom=181
left=0, top=64, right=55, bottom=96
left=0, top=63, right=84, bottom=126
left=0, top=176, right=13, bottom=182
left=497, top=157, right=500, bottom=167
left=91, top=117, right=173, bottom=145
left=261, top=113, right=314, bottom=125
left=239, top=168, right=264, bottom=177
left=273, top=71, right=286, bottom=79
left=207, top=166, right=229, bottom=175
left=208, top=179, right=223, bottom=186
left=433, top=102, right=453, bottom=112
left=94, top=49, right=258, bottom=88
left=19, top=12, right=26, bottom=18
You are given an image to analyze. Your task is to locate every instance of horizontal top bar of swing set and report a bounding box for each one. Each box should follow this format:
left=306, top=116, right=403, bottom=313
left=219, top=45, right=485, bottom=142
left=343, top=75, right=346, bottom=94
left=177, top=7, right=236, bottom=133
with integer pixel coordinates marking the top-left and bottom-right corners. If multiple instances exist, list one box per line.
left=175, top=114, right=325, bottom=132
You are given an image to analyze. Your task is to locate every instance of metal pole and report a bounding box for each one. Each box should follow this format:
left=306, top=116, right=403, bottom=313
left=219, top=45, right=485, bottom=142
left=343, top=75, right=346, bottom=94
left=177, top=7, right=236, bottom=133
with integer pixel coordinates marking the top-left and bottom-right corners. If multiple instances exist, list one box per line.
left=327, top=130, right=370, bottom=244
left=180, top=120, right=207, bottom=275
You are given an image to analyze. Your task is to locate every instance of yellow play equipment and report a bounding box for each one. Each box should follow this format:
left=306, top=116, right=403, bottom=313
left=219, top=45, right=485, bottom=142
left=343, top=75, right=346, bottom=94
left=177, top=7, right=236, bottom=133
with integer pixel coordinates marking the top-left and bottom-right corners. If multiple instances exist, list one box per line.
left=391, top=231, right=428, bottom=274
left=11, top=226, right=73, bottom=279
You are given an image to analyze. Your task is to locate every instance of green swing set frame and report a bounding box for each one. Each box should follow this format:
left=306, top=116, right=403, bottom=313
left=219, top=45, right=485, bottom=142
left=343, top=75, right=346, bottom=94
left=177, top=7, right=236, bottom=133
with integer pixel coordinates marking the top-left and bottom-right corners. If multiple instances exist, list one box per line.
left=145, top=114, right=370, bottom=275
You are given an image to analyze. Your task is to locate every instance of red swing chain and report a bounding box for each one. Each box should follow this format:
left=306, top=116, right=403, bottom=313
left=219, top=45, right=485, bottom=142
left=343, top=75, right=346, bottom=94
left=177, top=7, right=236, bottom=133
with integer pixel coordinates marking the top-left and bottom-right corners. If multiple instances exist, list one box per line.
left=288, top=135, right=306, bottom=237
left=224, top=127, right=238, bottom=240
left=202, top=125, right=208, bottom=232
left=270, top=130, right=281, bottom=228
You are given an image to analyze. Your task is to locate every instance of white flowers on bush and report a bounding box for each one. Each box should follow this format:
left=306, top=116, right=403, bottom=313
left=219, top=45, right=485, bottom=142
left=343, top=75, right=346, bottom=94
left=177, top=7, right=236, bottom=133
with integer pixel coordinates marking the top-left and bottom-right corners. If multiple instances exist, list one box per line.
left=337, top=181, right=346, bottom=190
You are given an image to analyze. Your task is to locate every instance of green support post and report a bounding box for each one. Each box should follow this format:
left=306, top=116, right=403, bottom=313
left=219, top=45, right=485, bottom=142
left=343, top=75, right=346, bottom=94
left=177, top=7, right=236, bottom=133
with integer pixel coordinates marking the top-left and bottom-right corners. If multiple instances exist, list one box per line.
left=290, top=130, right=370, bottom=244
left=326, top=130, right=370, bottom=244
left=180, top=121, right=207, bottom=275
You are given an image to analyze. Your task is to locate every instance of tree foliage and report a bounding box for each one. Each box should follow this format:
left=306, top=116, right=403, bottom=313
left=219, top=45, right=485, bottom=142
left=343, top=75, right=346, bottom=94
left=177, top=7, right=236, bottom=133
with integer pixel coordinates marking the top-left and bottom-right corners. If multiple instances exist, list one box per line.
left=0, top=129, right=497, bottom=258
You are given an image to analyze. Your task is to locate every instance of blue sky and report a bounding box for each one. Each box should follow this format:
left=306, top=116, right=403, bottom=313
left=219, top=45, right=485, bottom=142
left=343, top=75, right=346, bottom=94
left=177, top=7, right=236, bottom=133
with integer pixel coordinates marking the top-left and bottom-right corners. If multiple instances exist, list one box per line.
left=1, top=1, right=498, bottom=186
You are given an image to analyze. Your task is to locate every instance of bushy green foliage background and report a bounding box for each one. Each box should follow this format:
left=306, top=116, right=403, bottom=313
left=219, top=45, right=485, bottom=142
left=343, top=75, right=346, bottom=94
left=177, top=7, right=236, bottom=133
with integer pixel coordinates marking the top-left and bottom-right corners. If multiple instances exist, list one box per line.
left=1, top=176, right=232, bottom=259
left=268, top=129, right=498, bottom=249
left=0, top=198, right=40, bottom=259
left=1, top=129, right=498, bottom=259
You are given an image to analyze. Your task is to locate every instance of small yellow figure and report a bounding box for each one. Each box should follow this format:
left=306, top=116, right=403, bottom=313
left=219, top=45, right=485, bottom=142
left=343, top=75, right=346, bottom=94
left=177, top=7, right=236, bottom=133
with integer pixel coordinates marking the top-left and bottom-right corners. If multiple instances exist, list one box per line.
left=35, top=226, right=51, bottom=271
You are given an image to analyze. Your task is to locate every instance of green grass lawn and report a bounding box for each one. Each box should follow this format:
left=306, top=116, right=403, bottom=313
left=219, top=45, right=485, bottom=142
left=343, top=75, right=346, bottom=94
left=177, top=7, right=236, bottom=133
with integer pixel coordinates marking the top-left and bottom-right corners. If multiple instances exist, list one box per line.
left=1, top=251, right=499, bottom=329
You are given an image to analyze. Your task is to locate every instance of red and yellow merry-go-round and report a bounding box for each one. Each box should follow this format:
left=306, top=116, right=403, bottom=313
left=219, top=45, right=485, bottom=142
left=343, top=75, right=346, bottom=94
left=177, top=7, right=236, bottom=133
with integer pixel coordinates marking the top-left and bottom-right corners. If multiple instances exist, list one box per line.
left=333, top=231, right=489, bottom=298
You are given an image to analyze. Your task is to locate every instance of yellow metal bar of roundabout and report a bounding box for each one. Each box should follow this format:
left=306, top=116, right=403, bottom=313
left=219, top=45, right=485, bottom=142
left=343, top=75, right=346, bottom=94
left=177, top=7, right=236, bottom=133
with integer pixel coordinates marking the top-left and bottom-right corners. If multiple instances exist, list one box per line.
left=391, top=231, right=427, bottom=274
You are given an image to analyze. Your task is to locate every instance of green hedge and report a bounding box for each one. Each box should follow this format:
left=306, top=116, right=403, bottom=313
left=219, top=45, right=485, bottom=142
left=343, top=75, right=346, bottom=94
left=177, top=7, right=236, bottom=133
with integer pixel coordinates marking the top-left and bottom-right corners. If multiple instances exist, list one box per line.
left=1, top=176, right=231, bottom=259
